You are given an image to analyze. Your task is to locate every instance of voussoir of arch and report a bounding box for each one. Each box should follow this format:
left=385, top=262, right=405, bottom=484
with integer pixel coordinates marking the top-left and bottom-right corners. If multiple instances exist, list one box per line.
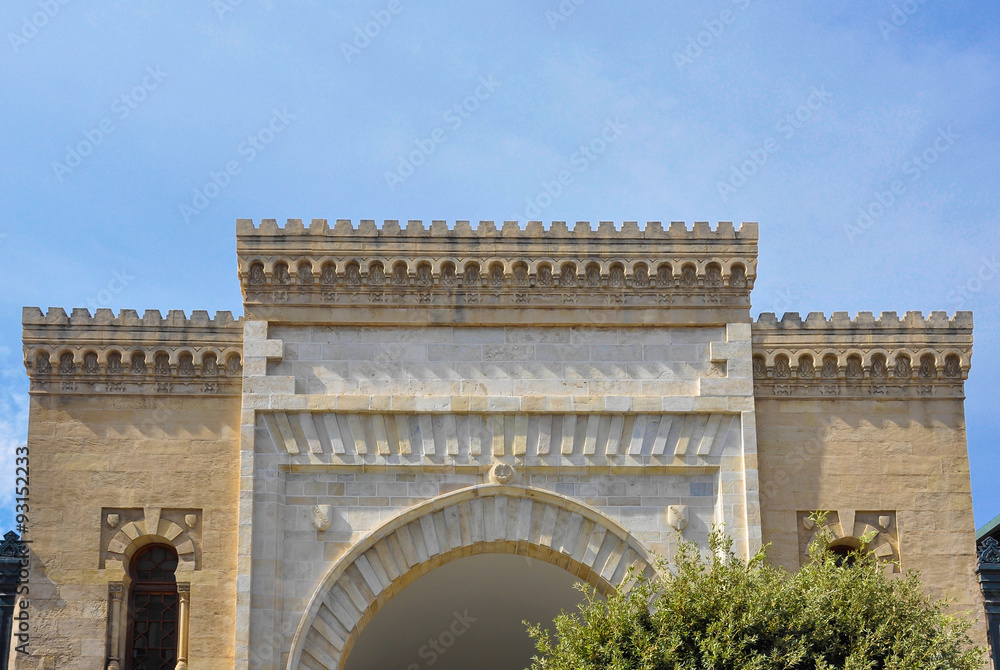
left=286, top=484, right=658, bottom=670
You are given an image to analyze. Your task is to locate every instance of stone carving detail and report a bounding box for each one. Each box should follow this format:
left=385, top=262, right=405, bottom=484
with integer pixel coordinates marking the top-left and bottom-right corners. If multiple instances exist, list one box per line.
left=560, top=264, right=576, bottom=287
left=488, top=462, right=518, bottom=485
left=227, top=354, right=242, bottom=375
left=100, top=507, right=201, bottom=571
left=871, top=354, right=887, bottom=379
left=895, top=354, right=911, bottom=378
left=490, top=264, right=504, bottom=287
left=312, top=505, right=333, bottom=531
left=107, top=352, right=123, bottom=375
left=249, top=262, right=265, bottom=285
left=464, top=263, right=480, bottom=285
left=730, top=264, right=747, bottom=287
left=774, top=355, right=790, bottom=378
left=657, top=264, right=672, bottom=287
left=705, top=264, right=722, bottom=287
left=345, top=262, right=361, bottom=285
left=321, top=263, right=336, bottom=285
left=919, top=354, right=936, bottom=379
left=798, top=355, right=814, bottom=378
left=83, top=352, right=99, bottom=374
left=822, top=355, right=838, bottom=379
left=753, top=312, right=970, bottom=398
left=131, top=352, right=147, bottom=375
left=23, top=308, right=243, bottom=396
left=667, top=504, right=689, bottom=531
left=233, top=220, right=757, bottom=317
left=417, top=263, right=432, bottom=286
left=797, top=510, right=899, bottom=571
left=274, top=262, right=290, bottom=285
left=538, top=265, right=552, bottom=286
left=155, top=353, right=171, bottom=377
left=979, top=537, right=1000, bottom=564
left=944, top=354, right=961, bottom=378
left=634, top=264, right=649, bottom=287
left=36, top=351, right=51, bottom=373
left=203, top=353, right=218, bottom=375
left=179, top=353, right=194, bottom=376
left=185, top=514, right=198, bottom=528
left=298, top=262, right=314, bottom=285
left=392, top=263, right=407, bottom=286
left=846, top=355, right=863, bottom=379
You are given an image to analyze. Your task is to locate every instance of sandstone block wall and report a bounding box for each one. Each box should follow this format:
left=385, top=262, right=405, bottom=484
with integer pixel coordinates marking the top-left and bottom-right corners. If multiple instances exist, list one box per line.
left=18, top=393, right=241, bottom=669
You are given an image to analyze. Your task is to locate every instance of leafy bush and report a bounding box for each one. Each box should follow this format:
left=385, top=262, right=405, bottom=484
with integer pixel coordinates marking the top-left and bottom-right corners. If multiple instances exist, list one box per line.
left=526, top=525, right=984, bottom=670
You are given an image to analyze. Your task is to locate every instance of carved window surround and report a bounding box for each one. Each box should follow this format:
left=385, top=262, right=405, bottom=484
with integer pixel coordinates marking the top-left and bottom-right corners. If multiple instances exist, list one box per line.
left=102, top=508, right=200, bottom=669
left=236, top=218, right=758, bottom=325
left=798, top=510, right=899, bottom=573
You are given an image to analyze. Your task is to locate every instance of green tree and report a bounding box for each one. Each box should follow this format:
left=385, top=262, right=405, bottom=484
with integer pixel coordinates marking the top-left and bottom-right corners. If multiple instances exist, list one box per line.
left=526, top=524, right=984, bottom=670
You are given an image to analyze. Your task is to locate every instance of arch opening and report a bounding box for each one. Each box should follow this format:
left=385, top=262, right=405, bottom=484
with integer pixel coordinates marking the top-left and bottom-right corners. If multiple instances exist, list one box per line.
left=343, top=553, right=589, bottom=670
left=288, top=485, right=655, bottom=670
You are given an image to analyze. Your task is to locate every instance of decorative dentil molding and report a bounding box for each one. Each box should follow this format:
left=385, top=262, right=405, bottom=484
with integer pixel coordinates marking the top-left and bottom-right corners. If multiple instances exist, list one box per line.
left=236, top=219, right=759, bottom=324
left=752, top=311, right=972, bottom=399
left=22, top=307, right=244, bottom=396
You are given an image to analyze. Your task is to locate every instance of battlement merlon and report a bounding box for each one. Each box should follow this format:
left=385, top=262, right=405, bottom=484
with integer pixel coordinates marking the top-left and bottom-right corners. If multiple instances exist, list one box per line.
left=235, top=218, right=759, bottom=241
left=236, top=219, right=758, bottom=326
left=751, top=311, right=973, bottom=395
left=23, top=307, right=245, bottom=394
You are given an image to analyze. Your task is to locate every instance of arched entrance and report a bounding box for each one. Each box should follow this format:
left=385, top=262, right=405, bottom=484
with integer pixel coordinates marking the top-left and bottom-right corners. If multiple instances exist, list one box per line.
left=286, top=484, right=657, bottom=670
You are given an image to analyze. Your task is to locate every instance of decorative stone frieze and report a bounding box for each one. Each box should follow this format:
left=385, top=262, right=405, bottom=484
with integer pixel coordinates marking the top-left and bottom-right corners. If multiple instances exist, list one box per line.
left=752, top=311, right=972, bottom=398
left=236, top=218, right=758, bottom=325
left=22, top=307, right=244, bottom=396
left=257, top=410, right=740, bottom=468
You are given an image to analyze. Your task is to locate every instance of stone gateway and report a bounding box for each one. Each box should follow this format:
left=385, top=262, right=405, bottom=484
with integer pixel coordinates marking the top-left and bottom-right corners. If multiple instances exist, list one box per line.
left=17, top=219, right=987, bottom=669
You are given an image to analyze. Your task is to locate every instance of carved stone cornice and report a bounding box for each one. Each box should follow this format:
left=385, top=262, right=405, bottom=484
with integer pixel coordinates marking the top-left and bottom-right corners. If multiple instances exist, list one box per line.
left=22, top=307, right=244, bottom=396
left=236, top=219, right=758, bottom=326
left=751, top=311, right=972, bottom=399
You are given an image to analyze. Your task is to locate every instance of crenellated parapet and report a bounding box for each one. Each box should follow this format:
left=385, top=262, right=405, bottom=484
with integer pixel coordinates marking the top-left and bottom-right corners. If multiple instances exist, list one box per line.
left=236, top=219, right=759, bottom=326
left=22, top=307, right=244, bottom=396
left=751, top=311, right=973, bottom=399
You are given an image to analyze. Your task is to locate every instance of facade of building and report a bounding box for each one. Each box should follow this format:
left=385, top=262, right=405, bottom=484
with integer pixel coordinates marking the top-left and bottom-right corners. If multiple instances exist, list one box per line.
left=1, top=532, right=25, bottom=669
left=979, top=514, right=1000, bottom=667
left=15, top=219, right=988, bottom=669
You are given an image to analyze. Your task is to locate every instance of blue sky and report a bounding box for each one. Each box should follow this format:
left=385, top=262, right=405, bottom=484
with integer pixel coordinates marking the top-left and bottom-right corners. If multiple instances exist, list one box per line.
left=1, top=1, right=998, bottom=534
